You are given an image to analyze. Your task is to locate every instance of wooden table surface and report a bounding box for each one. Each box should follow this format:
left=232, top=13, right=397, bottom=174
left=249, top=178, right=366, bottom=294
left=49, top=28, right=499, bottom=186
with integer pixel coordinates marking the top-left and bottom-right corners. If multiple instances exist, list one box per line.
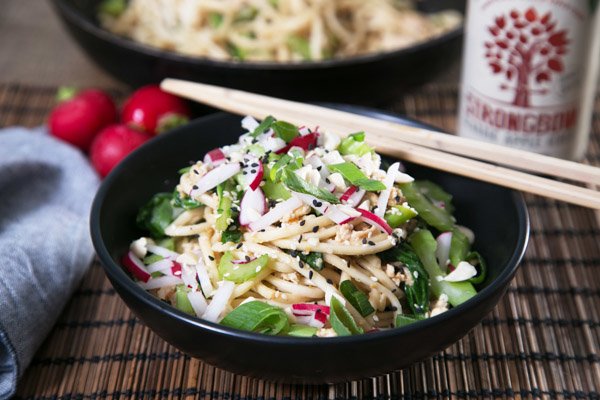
left=0, top=0, right=462, bottom=92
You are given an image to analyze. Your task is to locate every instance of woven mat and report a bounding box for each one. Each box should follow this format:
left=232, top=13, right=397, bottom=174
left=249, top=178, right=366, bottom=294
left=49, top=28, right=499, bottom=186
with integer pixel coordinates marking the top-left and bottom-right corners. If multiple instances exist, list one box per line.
left=2, top=84, right=600, bottom=399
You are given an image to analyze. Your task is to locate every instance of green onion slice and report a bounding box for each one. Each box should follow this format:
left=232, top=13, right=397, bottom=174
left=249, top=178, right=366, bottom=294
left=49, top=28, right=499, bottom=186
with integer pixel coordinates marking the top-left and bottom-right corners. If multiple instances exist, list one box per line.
left=327, top=162, right=385, bottom=191
left=339, top=280, right=375, bottom=317
left=221, top=301, right=289, bottom=335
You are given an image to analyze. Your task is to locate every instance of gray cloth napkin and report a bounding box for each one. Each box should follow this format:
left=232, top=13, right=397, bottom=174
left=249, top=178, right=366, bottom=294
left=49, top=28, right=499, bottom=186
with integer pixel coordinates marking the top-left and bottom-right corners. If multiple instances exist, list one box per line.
left=0, top=127, right=99, bottom=399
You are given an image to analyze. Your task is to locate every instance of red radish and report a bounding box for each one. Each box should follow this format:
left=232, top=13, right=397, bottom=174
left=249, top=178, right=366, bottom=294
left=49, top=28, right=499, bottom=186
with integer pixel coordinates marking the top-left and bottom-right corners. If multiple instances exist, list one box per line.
left=239, top=188, right=267, bottom=226
left=259, top=136, right=286, bottom=152
left=347, top=188, right=366, bottom=207
left=146, top=259, right=174, bottom=273
left=276, top=132, right=319, bottom=154
left=294, top=308, right=328, bottom=328
left=436, top=232, right=453, bottom=271
left=356, top=208, right=393, bottom=234
left=340, top=186, right=358, bottom=202
left=292, top=192, right=330, bottom=215
left=242, top=156, right=264, bottom=190
left=325, top=205, right=358, bottom=225
left=190, top=162, right=241, bottom=197
left=121, top=84, right=190, bottom=134
left=203, top=148, right=226, bottom=166
left=375, top=162, right=401, bottom=218
left=122, top=251, right=151, bottom=282
left=49, top=88, right=117, bottom=151
left=90, top=124, right=151, bottom=177
left=249, top=197, right=303, bottom=231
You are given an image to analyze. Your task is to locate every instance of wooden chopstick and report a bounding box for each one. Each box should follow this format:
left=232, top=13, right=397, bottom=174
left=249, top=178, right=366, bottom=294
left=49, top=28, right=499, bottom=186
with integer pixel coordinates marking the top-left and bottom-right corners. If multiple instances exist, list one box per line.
left=160, top=78, right=600, bottom=210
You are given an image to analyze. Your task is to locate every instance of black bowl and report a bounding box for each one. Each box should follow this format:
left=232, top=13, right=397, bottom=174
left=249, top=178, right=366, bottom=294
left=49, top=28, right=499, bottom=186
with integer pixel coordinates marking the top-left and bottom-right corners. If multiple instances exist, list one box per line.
left=51, top=0, right=464, bottom=104
left=90, top=107, right=529, bottom=383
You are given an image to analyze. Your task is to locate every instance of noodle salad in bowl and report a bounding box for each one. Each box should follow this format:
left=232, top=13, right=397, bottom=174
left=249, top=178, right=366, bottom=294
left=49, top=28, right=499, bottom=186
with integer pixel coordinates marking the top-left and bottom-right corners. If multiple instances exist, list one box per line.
left=123, top=116, right=486, bottom=338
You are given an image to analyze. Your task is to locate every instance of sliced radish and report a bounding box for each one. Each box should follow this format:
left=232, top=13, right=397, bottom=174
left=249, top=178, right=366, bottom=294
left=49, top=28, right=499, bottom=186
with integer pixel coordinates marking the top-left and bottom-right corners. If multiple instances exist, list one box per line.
left=340, top=186, right=357, bottom=202
left=276, top=132, right=319, bottom=154
left=187, top=291, right=208, bottom=317
left=122, top=252, right=151, bottom=282
left=259, top=135, right=286, bottom=153
left=146, top=244, right=179, bottom=259
left=195, top=260, right=214, bottom=297
left=325, top=204, right=360, bottom=225
left=248, top=196, right=303, bottom=231
left=306, top=155, right=330, bottom=178
left=436, top=232, right=453, bottom=272
left=298, top=126, right=310, bottom=135
left=292, top=303, right=330, bottom=316
left=347, top=188, right=366, bottom=207
left=180, top=263, right=199, bottom=291
left=295, top=314, right=326, bottom=329
left=292, top=192, right=330, bottom=215
left=138, top=275, right=183, bottom=290
left=374, top=162, right=400, bottom=218
left=203, top=148, right=226, bottom=166
left=357, top=208, right=393, bottom=235
left=202, top=280, right=235, bottom=322
left=146, top=258, right=174, bottom=274
left=191, top=162, right=240, bottom=197
left=241, top=156, right=264, bottom=190
left=239, top=187, right=267, bottom=226
left=457, top=225, right=475, bottom=244
left=241, top=115, right=259, bottom=132
left=171, top=261, right=182, bottom=277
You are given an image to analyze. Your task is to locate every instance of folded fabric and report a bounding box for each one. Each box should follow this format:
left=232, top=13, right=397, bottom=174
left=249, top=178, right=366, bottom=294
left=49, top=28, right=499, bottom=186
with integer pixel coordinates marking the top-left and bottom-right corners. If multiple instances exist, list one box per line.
left=0, top=127, right=99, bottom=399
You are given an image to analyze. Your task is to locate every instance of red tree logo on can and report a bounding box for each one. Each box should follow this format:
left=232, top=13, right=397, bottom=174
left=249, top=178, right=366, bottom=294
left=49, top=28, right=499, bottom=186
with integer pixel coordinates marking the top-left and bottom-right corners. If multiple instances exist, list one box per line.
left=484, top=8, right=569, bottom=107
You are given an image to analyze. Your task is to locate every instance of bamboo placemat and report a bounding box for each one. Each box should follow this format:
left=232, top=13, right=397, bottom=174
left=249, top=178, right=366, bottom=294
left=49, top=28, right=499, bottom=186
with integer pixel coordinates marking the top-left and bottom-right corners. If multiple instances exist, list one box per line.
left=2, top=83, right=600, bottom=399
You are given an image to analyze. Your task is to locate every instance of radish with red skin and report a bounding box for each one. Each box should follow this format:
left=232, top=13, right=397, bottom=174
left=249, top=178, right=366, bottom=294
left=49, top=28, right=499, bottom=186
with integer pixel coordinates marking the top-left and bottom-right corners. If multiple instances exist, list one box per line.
left=241, top=156, right=264, bottom=191
left=340, top=186, right=357, bottom=202
left=203, top=148, right=226, bottom=166
left=276, top=132, right=319, bottom=154
left=49, top=88, right=117, bottom=151
left=171, top=261, right=183, bottom=277
left=248, top=197, right=303, bottom=231
left=190, top=162, right=241, bottom=196
left=121, top=84, right=190, bottom=134
left=90, top=124, right=152, bottom=177
left=356, top=208, right=393, bottom=234
left=122, top=252, right=151, bottom=282
left=239, top=187, right=267, bottom=226
left=292, top=303, right=330, bottom=316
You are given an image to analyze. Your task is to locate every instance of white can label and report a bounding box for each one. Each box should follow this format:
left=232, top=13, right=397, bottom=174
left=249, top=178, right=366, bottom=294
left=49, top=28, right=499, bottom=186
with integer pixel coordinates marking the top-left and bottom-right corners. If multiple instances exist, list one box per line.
left=458, top=0, right=593, bottom=157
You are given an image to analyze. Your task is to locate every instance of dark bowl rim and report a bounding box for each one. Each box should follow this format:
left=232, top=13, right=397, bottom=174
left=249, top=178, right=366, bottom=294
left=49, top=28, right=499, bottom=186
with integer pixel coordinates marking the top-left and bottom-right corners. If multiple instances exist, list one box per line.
left=91, top=111, right=530, bottom=346
left=52, top=0, right=464, bottom=71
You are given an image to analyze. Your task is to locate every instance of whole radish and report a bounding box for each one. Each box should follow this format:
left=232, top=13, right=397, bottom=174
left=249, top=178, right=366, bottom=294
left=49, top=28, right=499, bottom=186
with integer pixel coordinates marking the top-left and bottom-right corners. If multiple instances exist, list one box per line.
left=121, top=85, right=190, bottom=134
left=90, top=124, right=151, bottom=177
left=48, top=88, right=117, bottom=151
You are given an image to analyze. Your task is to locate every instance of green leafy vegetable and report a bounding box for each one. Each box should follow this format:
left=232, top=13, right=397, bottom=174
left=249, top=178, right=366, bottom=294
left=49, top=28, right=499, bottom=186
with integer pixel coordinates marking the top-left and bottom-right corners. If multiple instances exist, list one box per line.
left=269, top=154, right=292, bottom=181
left=208, top=12, right=224, bottom=28
left=262, top=181, right=291, bottom=200
left=175, top=286, right=195, bottom=315
left=449, top=228, right=470, bottom=267
left=216, top=184, right=233, bottom=232
left=465, top=251, right=487, bottom=284
left=329, top=297, right=363, bottom=336
left=415, top=180, right=455, bottom=214
left=283, top=169, right=340, bottom=204
left=337, top=132, right=373, bottom=156
left=252, top=115, right=275, bottom=138
left=327, top=162, right=386, bottom=191
left=173, top=190, right=202, bottom=210
left=410, top=229, right=477, bottom=307
left=272, top=120, right=299, bottom=143
left=297, top=252, right=324, bottom=271
left=287, top=35, right=311, bottom=60
left=340, top=280, right=375, bottom=317
left=143, top=254, right=163, bottom=265
left=383, top=243, right=429, bottom=316
left=400, top=181, right=454, bottom=232
left=99, top=0, right=126, bottom=17
left=287, top=324, right=318, bottom=337
left=384, top=204, right=418, bottom=228
left=395, top=314, right=424, bottom=328
left=136, top=193, right=175, bottom=238
left=221, top=301, right=289, bottom=334
left=157, top=237, right=175, bottom=251
left=178, top=166, right=191, bottom=174
left=218, top=252, right=269, bottom=283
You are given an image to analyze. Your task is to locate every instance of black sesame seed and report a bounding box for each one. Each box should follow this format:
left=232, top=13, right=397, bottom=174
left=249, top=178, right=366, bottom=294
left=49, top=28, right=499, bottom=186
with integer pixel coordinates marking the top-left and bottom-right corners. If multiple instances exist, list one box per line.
left=316, top=166, right=322, bottom=171
left=242, top=171, right=247, bottom=175
left=298, top=235, right=303, bottom=243
left=312, top=226, right=319, bottom=233
left=208, top=255, right=215, bottom=261
left=395, top=195, right=401, bottom=202
left=259, top=229, right=266, bottom=232
left=326, top=279, right=333, bottom=284
left=312, top=199, right=319, bottom=206
left=290, top=250, right=298, bottom=257
left=309, top=271, right=314, bottom=279
left=325, top=178, right=331, bottom=184
left=239, top=162, right=244, bottom=167
left=299, top=261, right=304, bottom=268
left=368, top=241, right=376, bottom=246
left=362, top=238, right=367, bottom=244
left=236, top=243, right=243, bottom=249
left=300, top=220, right=306, bottom=226
left=192, top=185, right=198, bottom=190
left=245, top=255, right=251, bottom=262
left=193, top=169, right=199, bottom=175
left=251, top=163, right=258, bottom=167
left=250, top=169, right=256, bottom=174
left=315, top=201, right=323, bottom=207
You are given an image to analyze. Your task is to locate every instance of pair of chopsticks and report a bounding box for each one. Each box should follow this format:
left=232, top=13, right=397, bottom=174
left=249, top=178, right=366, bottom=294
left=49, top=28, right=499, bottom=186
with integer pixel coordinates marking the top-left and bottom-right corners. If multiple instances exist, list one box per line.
left=160, top=78, right=600, bottom=210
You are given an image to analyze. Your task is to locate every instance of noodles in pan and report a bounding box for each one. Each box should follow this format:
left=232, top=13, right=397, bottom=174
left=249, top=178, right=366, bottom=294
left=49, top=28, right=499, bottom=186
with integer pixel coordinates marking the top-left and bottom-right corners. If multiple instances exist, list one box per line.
left=100, top=0, right=462, bottom=62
